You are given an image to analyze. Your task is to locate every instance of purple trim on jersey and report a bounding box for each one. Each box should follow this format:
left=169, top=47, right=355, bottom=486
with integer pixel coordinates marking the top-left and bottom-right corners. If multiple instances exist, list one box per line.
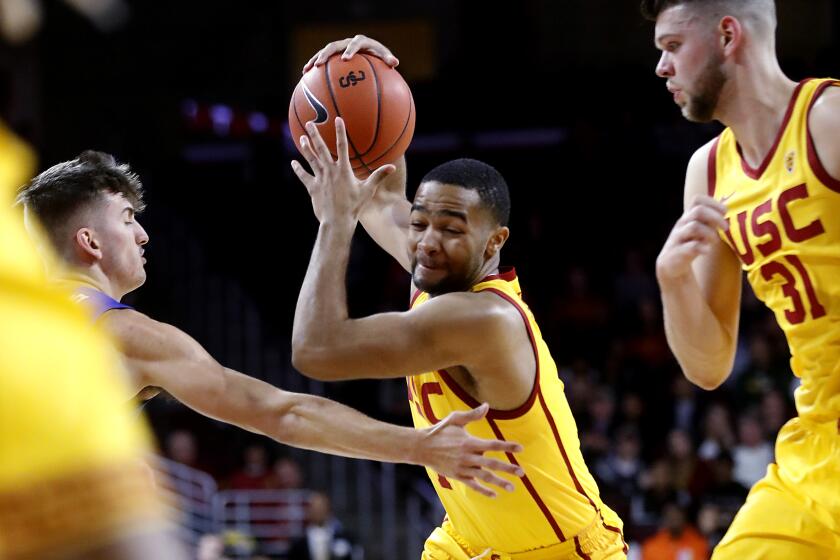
left=74, top=287, right=133, bottom=320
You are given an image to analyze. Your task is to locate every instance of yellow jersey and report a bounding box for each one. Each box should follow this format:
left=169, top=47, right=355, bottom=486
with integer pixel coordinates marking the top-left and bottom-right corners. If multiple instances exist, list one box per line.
left=710, top=78, right=840, bottom=423
left=408, top=268, right=623, bottom=554
left=0, top=121, right=162, bottom=559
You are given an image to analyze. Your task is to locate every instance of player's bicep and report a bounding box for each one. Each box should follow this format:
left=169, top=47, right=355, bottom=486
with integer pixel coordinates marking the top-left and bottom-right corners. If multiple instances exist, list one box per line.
left=295, top=295, right=485, bottom=380
left=107, top=313, right=227, bottom=410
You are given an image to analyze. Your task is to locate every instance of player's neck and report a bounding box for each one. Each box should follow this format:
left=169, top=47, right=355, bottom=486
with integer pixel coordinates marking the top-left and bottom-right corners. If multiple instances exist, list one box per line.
left=59, top=268, right=123, bottom=301
left=716, top=59, right=798, bottom=169
left=472, top=255, right=501, bottom=287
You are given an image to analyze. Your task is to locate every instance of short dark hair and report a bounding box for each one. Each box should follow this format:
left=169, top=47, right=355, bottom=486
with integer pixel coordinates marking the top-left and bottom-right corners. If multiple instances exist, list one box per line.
left=420, top=158, right=510, bottom=227
left=16, top=150, right=145, bottom=246
left=641, top=0, right=776, bottom=27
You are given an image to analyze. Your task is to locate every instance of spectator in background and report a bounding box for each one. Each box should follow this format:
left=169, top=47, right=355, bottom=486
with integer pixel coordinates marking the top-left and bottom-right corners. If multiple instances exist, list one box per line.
left=699, top=452, right=748, bottom=530
left=580, top=386, right=617, bottom=460
left=697, top=403, right=736, bottom=461
left=632, top=459, right=680, bottom=529
left=641, top=502, right=709, bottom=560
left=665, top=429, right=702, bottom=496
left=229, top=445, right=270, bottom=490
left=670, top=377, right=701, bottom=437
left=626, top=297, right=672, bottom=370
left=732, top=415, right=774, bottom=489
left=559, top=357, right=599, bottom=419
left=760, top=389, right=793, bottom=436
left=595, top=427, right=644, bottom=501
left=165, top=429, right=202, bottom=471
left=735, top=333, right=790, bottom=405
left=696, top=502, right=726, bottom=553
left=266, top=457, right=305, bottom=491
left=286, top=492, right=361, bottom=560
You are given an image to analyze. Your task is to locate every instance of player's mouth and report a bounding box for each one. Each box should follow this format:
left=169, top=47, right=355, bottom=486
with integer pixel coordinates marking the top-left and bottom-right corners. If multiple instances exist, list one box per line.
left=415, top=258, right=443, bottom=272
left=666, top=84, right=683, bottom=103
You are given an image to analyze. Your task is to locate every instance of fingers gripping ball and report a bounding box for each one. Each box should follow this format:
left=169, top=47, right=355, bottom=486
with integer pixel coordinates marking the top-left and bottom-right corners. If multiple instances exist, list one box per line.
left=289, top=53, right=415, bottom=178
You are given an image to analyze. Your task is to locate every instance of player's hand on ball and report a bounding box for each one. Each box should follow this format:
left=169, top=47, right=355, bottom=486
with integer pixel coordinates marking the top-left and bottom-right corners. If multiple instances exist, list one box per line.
left=656, top=195, right=727, bottom=283
left=291, top=118, right=395, bottom=224
left=421, top=403, right=525, bottom=498
left=303, top=34, right=399, bottom=73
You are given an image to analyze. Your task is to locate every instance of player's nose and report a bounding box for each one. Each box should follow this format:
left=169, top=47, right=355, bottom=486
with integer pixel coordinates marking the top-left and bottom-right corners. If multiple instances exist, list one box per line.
left=655, top=52, right=673, bottom=78
left=136, top=222, right=149, bottom=246
left=417, top=232, right=439, bottom=254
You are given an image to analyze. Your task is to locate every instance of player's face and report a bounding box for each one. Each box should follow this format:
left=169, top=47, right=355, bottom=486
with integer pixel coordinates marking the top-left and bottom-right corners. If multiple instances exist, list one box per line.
left=654, top=5, right=727, bottom=122
left=91, top=192, right=149, bottom=293
left=408, top=182, right=495, bottom=296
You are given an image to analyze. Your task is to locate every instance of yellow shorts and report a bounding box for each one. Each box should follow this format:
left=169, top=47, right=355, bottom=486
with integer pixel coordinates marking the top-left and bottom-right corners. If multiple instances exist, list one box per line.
left=713, top=417, right=840, bottom=559
left=421, top=512, right=627, bottom=560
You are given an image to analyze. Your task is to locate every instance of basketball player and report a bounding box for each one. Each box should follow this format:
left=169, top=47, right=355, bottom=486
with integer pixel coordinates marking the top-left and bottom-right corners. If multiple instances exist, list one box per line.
left=0, top=124, right=186, bottom=559
left=643, top=0, right=840, bottom=557
left=16, top=150, right=524, bottom=497
left=290, top=116, right=626, bottom=559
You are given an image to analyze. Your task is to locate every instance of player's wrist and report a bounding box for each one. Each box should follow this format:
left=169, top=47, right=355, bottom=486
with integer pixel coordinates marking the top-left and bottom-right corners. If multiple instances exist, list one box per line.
left=404, top=427, right=429, bottom=466
left=319, top=215, right=357, bottom=234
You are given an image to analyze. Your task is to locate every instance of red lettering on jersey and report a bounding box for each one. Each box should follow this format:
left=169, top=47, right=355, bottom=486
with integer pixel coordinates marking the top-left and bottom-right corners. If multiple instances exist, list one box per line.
left=760, top=261, right=807, bottom=324
left=751, top=199, right=782, bottom=257
left=406, top=378, right=426, bottom=421
left=724, top=212, right=755, bottom=265
left=722, top=183, right=828, bottom=325
left=420, top=382, right=444, bottom=424
left=778, top=183, right=825, bottom=242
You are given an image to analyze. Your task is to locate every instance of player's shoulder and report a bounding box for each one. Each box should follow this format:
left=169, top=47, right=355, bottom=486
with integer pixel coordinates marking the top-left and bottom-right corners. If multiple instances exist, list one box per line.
left=100, top=307, right=154, bottom=332
left=102, top=309, right=193, bottom=355
left=419, top=289, right=521, bottom=331
left=807, top=82, right=840, bottom=143
left=807, top=81, right=840, bottom=180
left=683, top=136, right=720, bottom=202
left=687, top=136, right=719, bottom=173
left=808, top=80, right=840, bottom=117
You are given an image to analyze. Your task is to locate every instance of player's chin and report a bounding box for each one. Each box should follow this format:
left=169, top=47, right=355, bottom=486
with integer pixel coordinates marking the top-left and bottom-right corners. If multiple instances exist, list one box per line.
left=412, top=268, right=447, bottom=293
left=133, top=268, right=147, bottom=289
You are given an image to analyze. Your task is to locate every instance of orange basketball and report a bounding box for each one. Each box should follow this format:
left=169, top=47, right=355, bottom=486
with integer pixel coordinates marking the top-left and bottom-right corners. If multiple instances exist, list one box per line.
left=289, top=53, right=415, bottom=178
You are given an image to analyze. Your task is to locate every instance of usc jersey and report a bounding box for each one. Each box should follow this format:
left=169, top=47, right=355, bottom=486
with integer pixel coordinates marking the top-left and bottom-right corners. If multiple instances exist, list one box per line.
left=408, top=268, right=623, bottom=555
left=709, top=78, right=840, bottom=423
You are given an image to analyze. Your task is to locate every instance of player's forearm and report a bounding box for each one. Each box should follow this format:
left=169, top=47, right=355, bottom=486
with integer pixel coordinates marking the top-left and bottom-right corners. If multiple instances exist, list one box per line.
left=659, top=275, right=736, bottom=389
left=292, top=220, right=356, bottom=375
left=265, top=391, right=424, bottom=464
left=359, top=157, right=411, bottom=271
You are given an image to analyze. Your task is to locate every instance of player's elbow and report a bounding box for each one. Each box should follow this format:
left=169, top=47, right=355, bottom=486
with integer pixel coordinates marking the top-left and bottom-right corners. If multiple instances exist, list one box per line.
left=682, top=367, right=729, bottom=391
left=291, top=345, right=339, bottom=381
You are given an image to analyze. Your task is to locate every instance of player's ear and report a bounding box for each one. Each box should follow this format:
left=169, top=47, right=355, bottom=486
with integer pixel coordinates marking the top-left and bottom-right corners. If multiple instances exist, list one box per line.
left=75, top=228, right=103, bottom=261
left=719, top=15, right=742, bottom=56
left=485, top=226, right=510, bottom=260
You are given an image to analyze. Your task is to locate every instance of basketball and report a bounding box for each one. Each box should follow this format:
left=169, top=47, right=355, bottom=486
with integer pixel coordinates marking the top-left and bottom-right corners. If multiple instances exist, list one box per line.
left=289, top=53, right=415, bottom=178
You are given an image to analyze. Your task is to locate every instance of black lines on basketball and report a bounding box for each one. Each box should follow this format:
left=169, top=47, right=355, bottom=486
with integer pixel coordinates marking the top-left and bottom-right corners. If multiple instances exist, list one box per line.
left=364, top=90, right=414, bottom=169
left=325, top=58, right=361, bottom=161
left=355, top=53, right=382, bottom=159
